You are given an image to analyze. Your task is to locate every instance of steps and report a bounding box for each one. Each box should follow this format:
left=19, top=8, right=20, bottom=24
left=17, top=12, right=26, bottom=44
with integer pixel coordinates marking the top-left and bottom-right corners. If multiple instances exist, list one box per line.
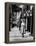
left=9, top=27, right=33, bottom=42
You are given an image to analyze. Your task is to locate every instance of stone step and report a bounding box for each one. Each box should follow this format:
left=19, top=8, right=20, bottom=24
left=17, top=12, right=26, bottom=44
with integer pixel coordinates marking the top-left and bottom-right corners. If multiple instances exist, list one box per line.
left=9, top=36, right=34, bottom=42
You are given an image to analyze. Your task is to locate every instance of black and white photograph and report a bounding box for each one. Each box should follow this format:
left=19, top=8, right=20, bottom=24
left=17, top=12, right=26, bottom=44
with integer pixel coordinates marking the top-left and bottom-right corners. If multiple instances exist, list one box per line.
left=5, top=3, right=35, bottom=43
